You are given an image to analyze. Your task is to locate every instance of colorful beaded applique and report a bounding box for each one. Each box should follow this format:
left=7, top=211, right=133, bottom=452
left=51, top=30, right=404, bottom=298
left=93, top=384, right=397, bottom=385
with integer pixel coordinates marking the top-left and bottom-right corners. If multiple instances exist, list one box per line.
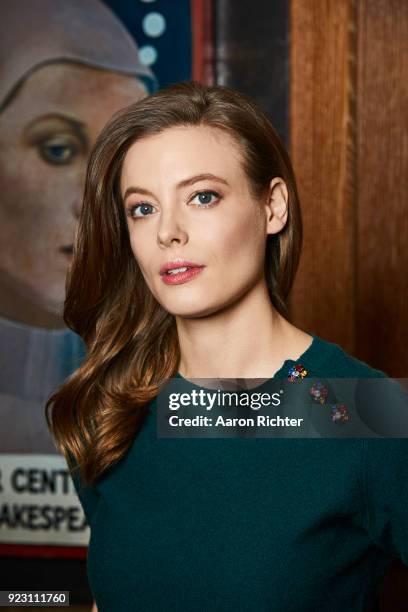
left=309, top=381, right=329, bottom=404
left=287, top=366, right=350, bottom=425
left=330, top=404, right=350, bottom=424
left=287, top=363, right=308, bottom=382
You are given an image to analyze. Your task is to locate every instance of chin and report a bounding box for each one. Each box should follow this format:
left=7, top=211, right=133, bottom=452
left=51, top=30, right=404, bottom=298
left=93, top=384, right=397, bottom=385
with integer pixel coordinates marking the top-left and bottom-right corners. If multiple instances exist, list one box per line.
left=30, top=284, right=65, bottom=318
left=161, top=299, right=227, bottom=320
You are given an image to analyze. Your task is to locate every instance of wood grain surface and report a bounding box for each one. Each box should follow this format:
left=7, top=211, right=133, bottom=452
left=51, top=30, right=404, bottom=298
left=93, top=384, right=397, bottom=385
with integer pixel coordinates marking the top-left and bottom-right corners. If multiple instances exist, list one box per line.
left=356, top=0, right=408, bottom=376
left=289, top=0, right=407, bottom=377
left=289, top=1, right=408, bottom=606
left=289, top=0, right=358, bottom=352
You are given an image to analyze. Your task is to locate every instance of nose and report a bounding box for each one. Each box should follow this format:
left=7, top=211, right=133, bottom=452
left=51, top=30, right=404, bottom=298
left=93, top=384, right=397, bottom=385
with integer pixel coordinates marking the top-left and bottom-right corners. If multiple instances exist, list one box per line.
left=157, top=210, right=188, bottom=248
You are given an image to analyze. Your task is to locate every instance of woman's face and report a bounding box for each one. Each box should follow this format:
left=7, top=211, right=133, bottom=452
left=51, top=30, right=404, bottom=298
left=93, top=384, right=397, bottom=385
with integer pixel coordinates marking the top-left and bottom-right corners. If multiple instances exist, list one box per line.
left=121, top=125, right=288, bottom=319
left=0, top=62, right=147, bottom=327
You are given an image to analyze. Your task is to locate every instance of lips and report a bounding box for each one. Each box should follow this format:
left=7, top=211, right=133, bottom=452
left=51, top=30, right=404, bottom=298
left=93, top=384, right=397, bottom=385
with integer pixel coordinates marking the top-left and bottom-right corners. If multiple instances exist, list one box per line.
left=161, top=267, right=205, bottom=285
left=160, top=259, right=205, bottom=285
left=159, top=260, right=204, bottom=276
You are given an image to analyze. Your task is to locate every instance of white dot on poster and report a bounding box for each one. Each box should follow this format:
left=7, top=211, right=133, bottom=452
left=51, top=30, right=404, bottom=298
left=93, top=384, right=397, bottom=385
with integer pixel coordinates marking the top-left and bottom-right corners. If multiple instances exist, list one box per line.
left=139, top=45, right=158, bottom=66
left=142, top=12, right=166, bottom=38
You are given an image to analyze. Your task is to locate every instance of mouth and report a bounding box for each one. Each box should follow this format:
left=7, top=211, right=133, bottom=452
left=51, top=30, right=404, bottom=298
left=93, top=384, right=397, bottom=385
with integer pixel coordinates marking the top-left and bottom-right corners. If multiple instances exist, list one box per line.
left=160, top=261, right=205, bottom=285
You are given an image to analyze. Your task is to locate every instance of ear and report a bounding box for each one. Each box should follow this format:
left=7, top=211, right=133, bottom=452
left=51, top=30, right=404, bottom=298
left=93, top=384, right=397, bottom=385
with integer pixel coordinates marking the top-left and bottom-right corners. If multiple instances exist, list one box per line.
left=264, top=177, right=288, bottom=235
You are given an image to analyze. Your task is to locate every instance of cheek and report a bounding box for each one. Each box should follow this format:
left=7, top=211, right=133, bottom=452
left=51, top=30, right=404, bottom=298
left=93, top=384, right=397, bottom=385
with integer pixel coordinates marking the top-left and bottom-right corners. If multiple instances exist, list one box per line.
left=128, top=229, right=156, bottom=278
left=0, top=167, right=43, bottom=245
left=0, top=146, right=82, bottom=221
left=200, top=205, right=265, bottom=265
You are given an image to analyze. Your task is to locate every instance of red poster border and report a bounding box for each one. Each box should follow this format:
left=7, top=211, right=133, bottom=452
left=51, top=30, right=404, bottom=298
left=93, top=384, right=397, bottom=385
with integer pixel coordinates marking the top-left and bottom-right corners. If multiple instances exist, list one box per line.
left=0, top=543, right=87, bottom=559
left=191, top=0, right=215, bottom=84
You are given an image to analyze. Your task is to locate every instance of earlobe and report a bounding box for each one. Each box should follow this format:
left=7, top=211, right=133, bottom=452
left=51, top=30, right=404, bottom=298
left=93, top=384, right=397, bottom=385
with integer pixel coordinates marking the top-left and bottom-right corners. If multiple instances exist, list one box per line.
left=265, top=178, right=289, bottom=235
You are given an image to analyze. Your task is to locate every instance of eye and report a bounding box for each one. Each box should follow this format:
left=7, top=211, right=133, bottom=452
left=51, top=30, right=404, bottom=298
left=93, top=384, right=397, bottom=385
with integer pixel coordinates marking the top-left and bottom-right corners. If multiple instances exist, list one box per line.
left=127, top=203, right=156, bottom=218
left=190, top=190, right=221, bottom=207
left=38, top=137, right=80, bottom=165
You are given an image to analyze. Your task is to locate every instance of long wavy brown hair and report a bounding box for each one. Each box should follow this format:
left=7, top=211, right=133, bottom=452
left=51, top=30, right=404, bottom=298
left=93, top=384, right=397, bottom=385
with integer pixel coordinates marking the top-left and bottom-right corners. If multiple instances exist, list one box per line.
left=46, top=80, right=303, bottom=486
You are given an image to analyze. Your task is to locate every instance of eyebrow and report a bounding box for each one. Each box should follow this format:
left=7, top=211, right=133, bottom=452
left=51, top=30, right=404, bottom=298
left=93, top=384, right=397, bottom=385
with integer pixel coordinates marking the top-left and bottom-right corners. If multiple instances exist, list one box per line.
left=123, top=173, right=229, bottom=202
left=24, top=113, right=88, bottom=146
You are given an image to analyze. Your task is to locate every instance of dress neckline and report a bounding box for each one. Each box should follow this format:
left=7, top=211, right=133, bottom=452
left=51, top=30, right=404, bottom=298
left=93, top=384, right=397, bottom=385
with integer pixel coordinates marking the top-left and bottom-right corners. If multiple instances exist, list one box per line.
left=175, top=332, right=325, bottom=391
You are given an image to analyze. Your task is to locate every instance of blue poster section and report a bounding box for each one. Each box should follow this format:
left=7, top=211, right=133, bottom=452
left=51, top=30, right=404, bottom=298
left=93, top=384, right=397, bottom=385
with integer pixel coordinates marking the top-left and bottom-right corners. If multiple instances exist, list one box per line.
left=103, top=0, right=192, bottom=88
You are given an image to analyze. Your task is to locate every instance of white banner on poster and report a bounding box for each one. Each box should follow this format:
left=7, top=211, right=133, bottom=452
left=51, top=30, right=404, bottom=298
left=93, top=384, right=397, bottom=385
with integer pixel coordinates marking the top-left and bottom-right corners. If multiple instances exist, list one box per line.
left=0, top=454, right=89, bottom=546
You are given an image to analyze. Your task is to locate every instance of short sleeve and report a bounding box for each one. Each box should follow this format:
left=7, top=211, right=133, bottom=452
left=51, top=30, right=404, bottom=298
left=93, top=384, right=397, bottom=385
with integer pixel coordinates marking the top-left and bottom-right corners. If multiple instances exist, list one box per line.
left=70, top=465, right=100, bottom=527
left=362, top=438, right=408, bottom=566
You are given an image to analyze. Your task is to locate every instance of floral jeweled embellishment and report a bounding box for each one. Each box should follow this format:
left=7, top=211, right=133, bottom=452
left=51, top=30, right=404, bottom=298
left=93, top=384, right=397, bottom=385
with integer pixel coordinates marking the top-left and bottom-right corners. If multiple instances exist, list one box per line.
left=288, top=363, right=308, bottom=382
left=309, top=381, right=329, bottom=404
left=331, top=404, right=350, bottom=424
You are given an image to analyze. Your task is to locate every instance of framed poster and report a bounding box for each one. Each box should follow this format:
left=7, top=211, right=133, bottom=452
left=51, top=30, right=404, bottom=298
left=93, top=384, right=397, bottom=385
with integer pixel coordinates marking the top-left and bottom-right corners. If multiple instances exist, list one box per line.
left=0, top=0, right=213, bottom=564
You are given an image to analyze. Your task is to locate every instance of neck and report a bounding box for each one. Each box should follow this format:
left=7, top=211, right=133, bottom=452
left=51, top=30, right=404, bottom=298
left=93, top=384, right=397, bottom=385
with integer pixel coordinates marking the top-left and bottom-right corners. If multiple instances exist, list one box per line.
left=176, top=280, right=302, bottom=379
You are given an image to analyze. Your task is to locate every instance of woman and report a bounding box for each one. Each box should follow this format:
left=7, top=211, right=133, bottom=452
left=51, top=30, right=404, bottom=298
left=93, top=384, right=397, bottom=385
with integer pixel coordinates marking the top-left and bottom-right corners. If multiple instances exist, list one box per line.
left=46, top=81, right=408, bottom=611
left=0, top=0, right=156, bottom=453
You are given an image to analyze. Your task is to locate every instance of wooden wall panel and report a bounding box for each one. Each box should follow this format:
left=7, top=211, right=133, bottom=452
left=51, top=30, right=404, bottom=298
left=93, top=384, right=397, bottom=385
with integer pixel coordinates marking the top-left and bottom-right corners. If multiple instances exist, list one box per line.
left=289, top=0, right=357, bottom=352
left=356, top=0, right=408, bottom=376
left=290, top=0, right=408, bottom=605
left=289, top=0, right=407, bottom=376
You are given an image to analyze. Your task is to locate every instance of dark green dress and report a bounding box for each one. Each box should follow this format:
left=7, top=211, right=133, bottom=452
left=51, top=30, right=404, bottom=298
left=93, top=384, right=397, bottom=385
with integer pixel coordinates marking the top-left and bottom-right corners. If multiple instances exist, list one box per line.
left=73, top=333, right=408, bottom=611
